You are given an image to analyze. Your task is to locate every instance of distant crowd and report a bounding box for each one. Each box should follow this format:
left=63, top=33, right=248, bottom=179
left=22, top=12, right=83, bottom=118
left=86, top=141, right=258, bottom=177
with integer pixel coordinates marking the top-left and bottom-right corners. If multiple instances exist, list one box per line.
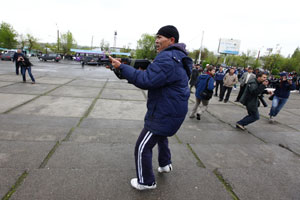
left=189, top=63, right=298, bottom=129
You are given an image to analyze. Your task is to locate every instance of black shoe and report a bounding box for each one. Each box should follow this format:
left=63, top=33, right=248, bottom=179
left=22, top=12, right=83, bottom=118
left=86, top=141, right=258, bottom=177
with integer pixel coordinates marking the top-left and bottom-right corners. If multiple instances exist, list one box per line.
left=214, top=94, right=218, bottom=97
left=218, top=99, right=222, bottom=102
left=234, top=100, right=238, bottom=102
left=196, top=113, right=201, bottom=120
left=224, top=100, right=228, bottom=103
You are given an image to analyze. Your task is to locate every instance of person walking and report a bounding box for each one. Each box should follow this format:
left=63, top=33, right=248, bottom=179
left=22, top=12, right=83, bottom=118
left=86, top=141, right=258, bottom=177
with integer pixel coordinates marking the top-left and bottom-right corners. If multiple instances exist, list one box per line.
left=109, top=25, right=192, bottom=190
left=17, top=55, right=35, bottom=84
left=189, top=66, right=215, bottom=120
left=219, top=68, right=238, bottom=103
left=235, top=67, right=256, bottom=102
left=13, top=49, right=25, bottom=75
left=189, top=64, right=200, bottom=93
left=214, top=66, right=225, bottom=97
left=236, top=72, right=270, bottom=130
left=269, top=72, right=296, bottom=122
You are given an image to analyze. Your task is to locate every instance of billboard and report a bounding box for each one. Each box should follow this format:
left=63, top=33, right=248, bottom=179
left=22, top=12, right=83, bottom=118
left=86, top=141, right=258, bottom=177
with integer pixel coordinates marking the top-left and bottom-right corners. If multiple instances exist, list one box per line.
left=218, top=38, right=241, bottom=55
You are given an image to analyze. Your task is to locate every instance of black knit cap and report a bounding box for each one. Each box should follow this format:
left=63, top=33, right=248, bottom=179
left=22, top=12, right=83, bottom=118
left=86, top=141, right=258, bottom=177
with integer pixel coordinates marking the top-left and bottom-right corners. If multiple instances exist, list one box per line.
left=156, top=25, right=179, bottom=43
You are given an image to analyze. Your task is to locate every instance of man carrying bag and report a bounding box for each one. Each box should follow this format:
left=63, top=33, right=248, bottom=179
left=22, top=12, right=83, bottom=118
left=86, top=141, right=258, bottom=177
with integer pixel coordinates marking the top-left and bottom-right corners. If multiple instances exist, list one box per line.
left=189, top=66, right=215, bottom=120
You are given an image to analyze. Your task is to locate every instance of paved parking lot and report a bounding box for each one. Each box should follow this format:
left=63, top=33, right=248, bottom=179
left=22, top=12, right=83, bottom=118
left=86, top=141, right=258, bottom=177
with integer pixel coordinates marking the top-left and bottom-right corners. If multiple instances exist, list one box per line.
left=0, top=58, right=299, bottom=200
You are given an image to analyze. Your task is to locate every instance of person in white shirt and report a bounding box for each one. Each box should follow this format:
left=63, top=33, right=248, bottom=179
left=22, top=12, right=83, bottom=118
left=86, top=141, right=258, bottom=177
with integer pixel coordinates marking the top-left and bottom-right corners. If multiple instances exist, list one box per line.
left=235, top=67, right=256, bottom=102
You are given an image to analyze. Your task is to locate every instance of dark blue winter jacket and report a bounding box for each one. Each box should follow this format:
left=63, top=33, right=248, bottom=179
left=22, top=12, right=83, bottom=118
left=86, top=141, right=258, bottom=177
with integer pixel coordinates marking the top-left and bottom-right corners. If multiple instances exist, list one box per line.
left=274, top=81, right=296, bottom=98
left=119, top=43, right=192, bottom=137
left=215, top=70, right=225, bottom=81
left=195, top=74, right=215, bottom=99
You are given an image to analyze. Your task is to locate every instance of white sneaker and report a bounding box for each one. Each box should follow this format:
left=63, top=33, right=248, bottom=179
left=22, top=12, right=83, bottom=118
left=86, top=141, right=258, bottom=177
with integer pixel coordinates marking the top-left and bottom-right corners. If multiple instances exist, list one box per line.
left=269, top=116, right=274, bottom=123
left=189, top=114, right=195, bottom=118
left=158, top=164, right=173, bottom=173
left=130, top=178, right=156, bottom=190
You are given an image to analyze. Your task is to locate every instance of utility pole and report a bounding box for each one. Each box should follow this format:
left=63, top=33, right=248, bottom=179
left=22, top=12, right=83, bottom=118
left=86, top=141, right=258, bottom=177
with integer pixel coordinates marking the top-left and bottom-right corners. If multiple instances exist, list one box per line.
left=56, top=23, right=59, bottom=53
left=91, top=36, right=93, bottom=49
left=198, top=31, right=204, bottom=64
left=113, top=31, right=117, bottom=52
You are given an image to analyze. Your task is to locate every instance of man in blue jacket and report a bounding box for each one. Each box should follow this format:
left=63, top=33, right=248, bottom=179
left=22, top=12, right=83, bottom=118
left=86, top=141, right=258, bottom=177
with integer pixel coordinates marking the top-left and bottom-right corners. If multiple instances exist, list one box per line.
left=269, top=72, right=296, bottom=123
left=13, top=49, right=25, bottom=75
left=189, top=66, right=215, bottom=120
left=214, top=66, right=225, bottom=96
left=109, top=25, right=192, bottom=190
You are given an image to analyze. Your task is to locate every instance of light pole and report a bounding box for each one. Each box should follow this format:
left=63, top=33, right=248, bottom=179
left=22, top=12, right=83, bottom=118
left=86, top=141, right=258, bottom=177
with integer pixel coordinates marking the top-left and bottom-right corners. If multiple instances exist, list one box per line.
left=198, top=31, right=204, bottom=64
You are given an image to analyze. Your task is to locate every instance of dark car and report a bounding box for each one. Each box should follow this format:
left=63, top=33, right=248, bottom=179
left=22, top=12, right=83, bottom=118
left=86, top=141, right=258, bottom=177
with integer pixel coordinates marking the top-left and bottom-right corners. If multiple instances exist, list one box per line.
left=1, top=51, right=16, bottom=61
left=38, top=54, right=61, bottom=62
left=81, top=56, right=101, bottom=66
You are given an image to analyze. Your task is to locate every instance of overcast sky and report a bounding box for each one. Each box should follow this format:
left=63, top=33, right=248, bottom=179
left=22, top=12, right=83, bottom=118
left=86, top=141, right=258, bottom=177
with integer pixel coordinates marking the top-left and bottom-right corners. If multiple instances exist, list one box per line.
left=1, top=0, right=300, bottom=57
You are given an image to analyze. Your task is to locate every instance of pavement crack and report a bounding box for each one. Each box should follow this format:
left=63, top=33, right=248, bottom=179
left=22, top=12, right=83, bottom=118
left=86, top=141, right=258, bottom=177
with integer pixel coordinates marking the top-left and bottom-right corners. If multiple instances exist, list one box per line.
left=186, top=143, right=206, bottom=168
left=2, top=78, right=77, bottom=114
left=278, top=143, right=300, bottom=157
left=213, top=168, right=240, bottom=200
left=62, top=79, right=109, bottom=141
left=1, top=170, right=28, bottom=200
left=38, top=141, right=61, bottom=169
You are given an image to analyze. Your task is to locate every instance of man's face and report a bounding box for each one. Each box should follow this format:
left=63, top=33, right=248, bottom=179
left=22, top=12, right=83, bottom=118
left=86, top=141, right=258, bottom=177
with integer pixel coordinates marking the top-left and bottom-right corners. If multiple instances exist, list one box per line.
left=155, top=35, right=174, bottom=53
left=258, top=74, right=267, bottom=82
left=210, top=69, right=216, bottom=76
left=219, top=67, right=223, bottom=71
left=248, top=69, right=253, bottom=73
left=282, top=76, right=287, bottom=81
left=17, top=49, right=21, bottom=53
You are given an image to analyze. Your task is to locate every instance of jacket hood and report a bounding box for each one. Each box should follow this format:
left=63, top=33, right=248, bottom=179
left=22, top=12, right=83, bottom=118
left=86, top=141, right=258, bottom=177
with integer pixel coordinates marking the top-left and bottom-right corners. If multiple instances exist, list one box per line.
left=165, top=43, right=188, bottom=55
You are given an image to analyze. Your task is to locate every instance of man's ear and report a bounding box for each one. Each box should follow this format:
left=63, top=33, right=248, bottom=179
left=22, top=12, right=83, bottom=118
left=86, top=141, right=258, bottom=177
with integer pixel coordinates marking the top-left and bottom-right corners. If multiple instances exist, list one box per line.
left=170, top=37, right=176, bottom=44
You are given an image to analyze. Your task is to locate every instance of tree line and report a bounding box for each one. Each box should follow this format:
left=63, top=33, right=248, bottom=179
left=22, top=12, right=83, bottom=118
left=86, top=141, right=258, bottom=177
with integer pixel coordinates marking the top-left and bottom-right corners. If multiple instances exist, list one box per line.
left=135, top=34, right=300, bottom=74
left=1, top=21, right=299, bottom=74
left=0, top=22, right=76, bottom=55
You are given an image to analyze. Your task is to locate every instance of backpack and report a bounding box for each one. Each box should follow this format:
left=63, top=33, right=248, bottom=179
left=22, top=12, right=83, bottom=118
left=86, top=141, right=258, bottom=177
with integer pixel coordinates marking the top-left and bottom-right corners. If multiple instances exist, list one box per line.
left=200, top=77, right=213, bottom=100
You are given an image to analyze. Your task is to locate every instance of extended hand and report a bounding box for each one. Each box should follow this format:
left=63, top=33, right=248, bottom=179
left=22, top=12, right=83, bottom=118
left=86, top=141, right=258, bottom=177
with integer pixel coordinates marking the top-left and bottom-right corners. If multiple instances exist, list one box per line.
left=109, top=56, right=121, bottom=69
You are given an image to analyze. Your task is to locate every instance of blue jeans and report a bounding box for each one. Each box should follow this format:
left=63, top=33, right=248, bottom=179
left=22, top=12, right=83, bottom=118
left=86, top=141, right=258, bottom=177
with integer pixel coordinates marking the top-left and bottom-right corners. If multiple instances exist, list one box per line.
left=21, top=66, right=35, bottom=82
left=269, top=96, right=288, bottom=117
left=134, top=128, right=171, bottom=185
left=237, top=106, right=260, bottom=126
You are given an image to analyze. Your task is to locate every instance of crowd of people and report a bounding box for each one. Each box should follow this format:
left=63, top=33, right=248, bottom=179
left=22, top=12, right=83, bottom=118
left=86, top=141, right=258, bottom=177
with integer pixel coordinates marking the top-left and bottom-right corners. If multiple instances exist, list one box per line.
left=189, top=63, right=298, bottom=129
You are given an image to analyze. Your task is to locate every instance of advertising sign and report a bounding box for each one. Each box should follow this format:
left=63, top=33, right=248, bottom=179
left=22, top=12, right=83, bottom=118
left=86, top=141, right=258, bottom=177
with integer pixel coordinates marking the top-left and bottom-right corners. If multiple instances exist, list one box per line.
left=218, top=38, right=241, bottom=55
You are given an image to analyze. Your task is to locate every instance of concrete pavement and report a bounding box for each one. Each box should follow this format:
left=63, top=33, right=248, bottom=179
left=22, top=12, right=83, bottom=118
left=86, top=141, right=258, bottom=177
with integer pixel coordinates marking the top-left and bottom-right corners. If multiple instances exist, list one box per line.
left=0, top=59, right=299, bottom=200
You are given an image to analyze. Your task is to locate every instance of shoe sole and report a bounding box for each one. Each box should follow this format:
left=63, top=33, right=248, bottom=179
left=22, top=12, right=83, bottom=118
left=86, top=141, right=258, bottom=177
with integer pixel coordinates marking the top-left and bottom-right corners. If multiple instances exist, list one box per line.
left=236, top=124, right=245, bottom=130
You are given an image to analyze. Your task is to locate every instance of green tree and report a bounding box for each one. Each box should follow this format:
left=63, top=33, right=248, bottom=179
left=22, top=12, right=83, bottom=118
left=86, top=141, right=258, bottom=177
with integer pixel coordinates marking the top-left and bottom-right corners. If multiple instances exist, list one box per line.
left=61, top=31, right=76, bottom=54
left=26, top=34, right=38, bottom=52
left=0, top=22, right=18, bottom=49
left=135, top=34, right=156, bottom=59
left=100, top=39, right=110, bottom=51
left=19, top=34, right=27, bottom=49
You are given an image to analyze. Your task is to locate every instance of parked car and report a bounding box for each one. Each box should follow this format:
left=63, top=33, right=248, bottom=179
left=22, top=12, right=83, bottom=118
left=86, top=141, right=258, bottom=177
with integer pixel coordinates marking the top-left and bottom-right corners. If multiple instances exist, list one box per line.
left=1, top=51, right=16, bottom=61
left=38, top=54, right=61, bottom=62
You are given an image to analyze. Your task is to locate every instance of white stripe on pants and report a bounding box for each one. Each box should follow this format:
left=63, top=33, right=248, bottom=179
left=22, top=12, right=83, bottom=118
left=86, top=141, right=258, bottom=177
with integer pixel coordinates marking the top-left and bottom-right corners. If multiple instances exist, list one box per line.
left=138, top=131, right=153, bottom=183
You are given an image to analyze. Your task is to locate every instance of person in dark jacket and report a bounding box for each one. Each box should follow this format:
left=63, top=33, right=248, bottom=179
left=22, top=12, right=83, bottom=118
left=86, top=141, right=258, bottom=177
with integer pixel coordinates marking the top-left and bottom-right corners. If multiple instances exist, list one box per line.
left=214, top=66, right=225, bottom=96
left=189, top=64, right=200, bottom=93
left=236, top=72, right=269, bottom=130
left=17, top=55, right=35, bottom=84
left=269, top=72, right=296, bottom=122
left=13, top=49, right=25, bottom=75
left=189, top=66, right=215, bottom=120
left=235, top=67, right=256, bottom=102
left=109, top=25, right=192, bottom=190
